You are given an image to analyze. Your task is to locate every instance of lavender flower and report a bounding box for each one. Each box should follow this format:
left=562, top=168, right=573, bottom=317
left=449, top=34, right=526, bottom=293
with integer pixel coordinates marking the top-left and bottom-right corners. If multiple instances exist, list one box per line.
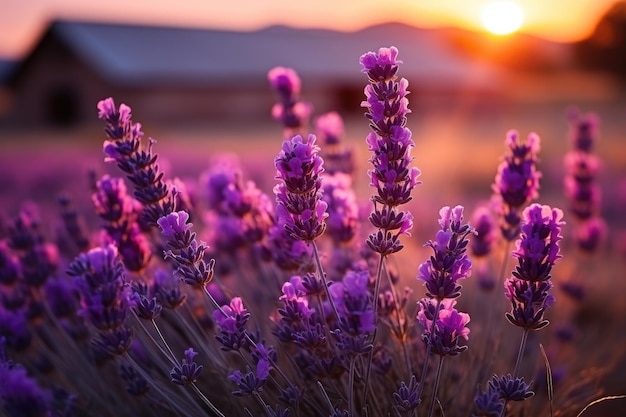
left=392, top=375, right=421, bottom=413
left=564, top=110, right=606, bottom=252
left=316, top=111, right=344, bottom=147
left=329, top=269, right=375, bottom=334
left=316, top=112, right=354, bottom=175
left=6, top=203, right=41, bottom=251
left=472, top=385, right=504, bottom=417
left=574, top=216, right=607, bottom=253
left=492, top=130, right=541, bottom=240
left=130, top=292, right=162, bottom=320
left=0, top=309, right=32, bottom=352
left=114, top=222, right=152, bottom=272
left=488, top=374, right=534, bottom=402
left=278, top=277, right=315, bottom=325
left=5, top=206, right=58, bottom=289
left=158, top=210, right=194, bottom=249
left=415, top=206, right=473, bottom=413
left=44, top=277, right=78, bottom=319
left=321, top=173, right=359, bottom=245
left=470, top=204, right=498, bottom=291
left=91, top=175, right=137, bottom=225
left=417, top=206, right=474, bottom=300
left=274, top=276, right=321, bottom=346
left=20, top=242, right=59, bottom=289
left=504, top=204, right=564, bottom=330
left=229, top=359, right=271, bottom=396
left=470, top=204, right=496, bottom=258
left=151, top=268, right=187, bottom=310
left=91, top=176, right=151, bottom=271
left=97, top=97, right=174, bottom=225
left=567, top=107, right=599, bottom=153
left=213, top=297, right=250, bottom=351
left=170, top=347, right=203, bottom=386
left=0, top=362, right=51, bottom=417
left=563, top=151, right=602, bottom=221
left=202, top=156, right=275, bottom=244
left=0, top=241, right=20, bottom=286
left=67, top=244, right=134, bottom=355
left=268, top=66, right=313, bottom=135
left=93, top=327, right=134, bottom=356
left=360, top=46, right=420, bottom=255
left=274, top=134, right=328, bottom=242
left=202, top=155, right=240, bottom=211
left=265, top=222, right=314, bottom=272
left=68, top=245, right=128, bottom=331
left=158, top=211, right=216, bottom=288
left=417, top=298, right=470, bottom=356
left=57, top=194, right=90, bottom=255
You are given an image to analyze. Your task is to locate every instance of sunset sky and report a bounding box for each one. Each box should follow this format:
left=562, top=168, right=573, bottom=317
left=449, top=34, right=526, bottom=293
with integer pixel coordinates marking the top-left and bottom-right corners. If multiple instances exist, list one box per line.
left=0, top=0, right=618, bottom=58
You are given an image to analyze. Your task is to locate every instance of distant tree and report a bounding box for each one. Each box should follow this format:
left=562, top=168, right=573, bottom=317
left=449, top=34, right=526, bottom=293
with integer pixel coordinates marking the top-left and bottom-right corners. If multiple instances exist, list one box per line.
left=574, top=1, right=626, bottom=79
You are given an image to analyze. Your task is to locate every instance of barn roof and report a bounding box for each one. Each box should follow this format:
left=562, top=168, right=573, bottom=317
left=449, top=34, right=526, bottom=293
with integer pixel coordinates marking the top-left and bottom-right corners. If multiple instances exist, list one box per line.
left=16, top=19, right=503, bottom=89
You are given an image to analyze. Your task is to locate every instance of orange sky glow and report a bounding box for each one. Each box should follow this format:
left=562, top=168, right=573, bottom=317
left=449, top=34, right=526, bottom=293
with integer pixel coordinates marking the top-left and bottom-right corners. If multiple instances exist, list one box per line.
left=0, top=0, right=618, bottom=58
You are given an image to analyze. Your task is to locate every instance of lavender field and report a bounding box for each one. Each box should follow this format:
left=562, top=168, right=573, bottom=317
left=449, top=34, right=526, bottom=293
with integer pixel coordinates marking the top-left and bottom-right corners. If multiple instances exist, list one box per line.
left=1, top=47, right=626, bottom=417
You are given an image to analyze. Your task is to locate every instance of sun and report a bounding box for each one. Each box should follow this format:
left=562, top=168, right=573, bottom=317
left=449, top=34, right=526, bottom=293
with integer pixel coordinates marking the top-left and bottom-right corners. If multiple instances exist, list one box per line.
left=481, top=1, right=524, bottom=35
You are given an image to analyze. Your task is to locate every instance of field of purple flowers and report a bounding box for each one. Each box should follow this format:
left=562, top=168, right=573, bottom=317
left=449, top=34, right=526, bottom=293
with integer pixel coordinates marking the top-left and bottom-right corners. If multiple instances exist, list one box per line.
left=1, top=46, right=626, bottom=417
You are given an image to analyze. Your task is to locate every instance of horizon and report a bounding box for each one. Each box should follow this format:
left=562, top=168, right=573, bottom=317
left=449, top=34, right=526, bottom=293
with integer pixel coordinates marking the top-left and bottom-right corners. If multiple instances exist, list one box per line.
left=0, top=0, right=619, bottom=60
left=0, top=16, right=594, bottom=63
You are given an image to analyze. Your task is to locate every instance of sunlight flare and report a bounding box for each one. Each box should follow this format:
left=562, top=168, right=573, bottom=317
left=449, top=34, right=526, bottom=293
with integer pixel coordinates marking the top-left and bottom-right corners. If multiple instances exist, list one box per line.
left=481, top=1, right=524, bottom=35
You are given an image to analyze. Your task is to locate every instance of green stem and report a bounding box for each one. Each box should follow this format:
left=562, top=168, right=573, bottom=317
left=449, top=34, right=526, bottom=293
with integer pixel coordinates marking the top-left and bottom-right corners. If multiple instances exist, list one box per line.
left=317, top=381, right=336, bottom=413
left=416, top=299, right=444, bottom=402
left=427, top=356, right=445, bottom=417
left=362, top=254, right=385, bottom=402
left=383, top=259, right=412, bottom=376
left=361, top=328, right=377, bottom=404
left=311, top=241, right=340, bottom=323
left=254, top=392, right=277, bottom=417
left=349, top=355, right=357, bottom=417
left=513, top=328, right=529, bottom=379
left=372, top=253, right=385, bottom=320
left=152, top=318, right=179, bottom=365
left=203, top=285, right=228, bottom=316
left=131, top=312, right=177, bottom=366
left=499, top=328, right=530, bottom=417
left=191, top=382, right=227, bottom=417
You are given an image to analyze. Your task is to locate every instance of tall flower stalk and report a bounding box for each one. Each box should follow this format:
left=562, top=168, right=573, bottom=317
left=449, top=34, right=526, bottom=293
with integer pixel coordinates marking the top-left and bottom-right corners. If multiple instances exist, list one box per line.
left=491, top=129, right=542, bottom=316
left=360, top=46, right=420, bottom=315
left=67, top=245, right=133, bottom=357
left=273, top=134, right=336, bottom=320
left=268, top=66, right=313, bottom=139
left=564, top=109, right=606, bottom=253
left=504, top=204, right=563, bottom=336
left=97, top=98, right=175, bottom=226
left=474, top=203, right=564, bottom=416
left=416, top=206, right=473, bottom=415
left=359, top=47, right=420, bottom=399
left=315, top=111, right=354, bottom=176
left=492, top=130, right=541, bottom=242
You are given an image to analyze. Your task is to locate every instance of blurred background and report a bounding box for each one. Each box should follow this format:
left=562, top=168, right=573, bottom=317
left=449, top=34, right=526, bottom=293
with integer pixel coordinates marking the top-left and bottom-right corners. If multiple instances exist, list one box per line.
left=1, top=0, right=625, bottom=237
left=0, top=1, right=625, bottom=414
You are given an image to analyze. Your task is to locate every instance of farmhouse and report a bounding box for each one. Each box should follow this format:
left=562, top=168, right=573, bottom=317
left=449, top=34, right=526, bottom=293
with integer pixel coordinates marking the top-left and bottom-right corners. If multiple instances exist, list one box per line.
left=3, top=19, right=502, bottom=127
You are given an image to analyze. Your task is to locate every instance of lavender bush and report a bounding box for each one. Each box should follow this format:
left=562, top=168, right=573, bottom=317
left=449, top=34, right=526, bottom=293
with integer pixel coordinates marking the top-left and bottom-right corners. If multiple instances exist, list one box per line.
left=0, top=46, right=624, bottom=417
